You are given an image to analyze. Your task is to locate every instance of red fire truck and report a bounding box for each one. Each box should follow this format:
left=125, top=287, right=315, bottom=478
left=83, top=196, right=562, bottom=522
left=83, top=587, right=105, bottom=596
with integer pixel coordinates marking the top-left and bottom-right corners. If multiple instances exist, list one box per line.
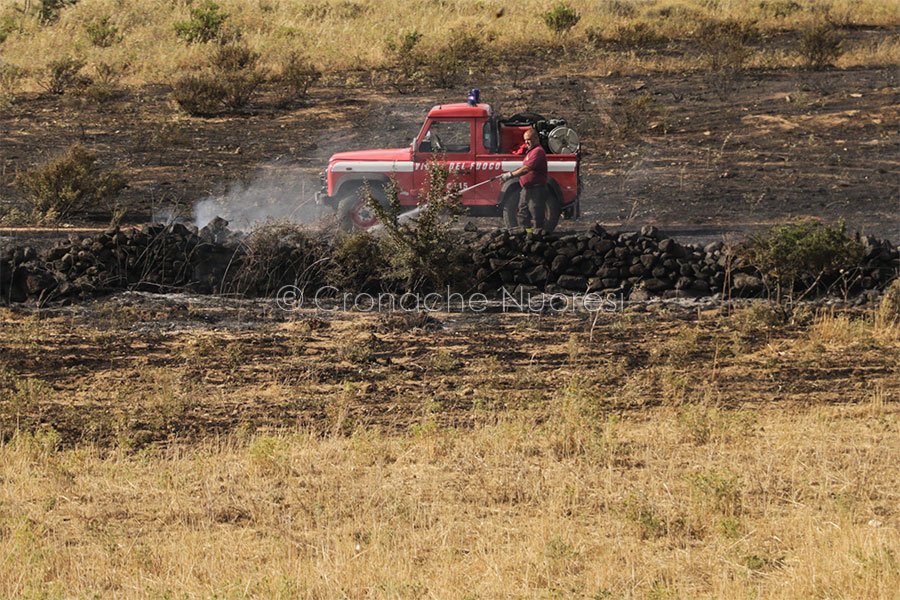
left=317, top=92, right=582, bottom=232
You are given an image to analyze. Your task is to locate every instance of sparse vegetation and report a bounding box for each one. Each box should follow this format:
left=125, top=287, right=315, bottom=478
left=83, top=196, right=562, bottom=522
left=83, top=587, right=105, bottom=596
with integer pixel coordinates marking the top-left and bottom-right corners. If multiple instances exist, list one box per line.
left=746, top=220, right=865, bottom=301
left=14, top=144, right=126, bottom=221
left=174, top=0, right=229, bottom=44
left=695, top=18, right=760, bottom=97
left=36, top=56, right=87, bottom=95
left=612, top=91, right=665, bottom=137
left=85, top=15, right=122, bottom=48
left=172, top=42, right=265, bottom=115
left=273, top=51, right=320, bottom=105
left=383, top=29, right=424, bottom=93
left=799, top=21, right=844, bottom=69
left=542, top=2, right=581, bottom=36
left=0, top=1, right=892, bottom=82
left=364, top=163, right=466, bottom=290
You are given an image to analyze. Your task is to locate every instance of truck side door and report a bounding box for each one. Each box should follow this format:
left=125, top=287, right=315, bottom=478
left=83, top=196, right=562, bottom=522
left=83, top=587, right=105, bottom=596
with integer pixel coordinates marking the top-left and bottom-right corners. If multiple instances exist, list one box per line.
left=413, top=118, right=476, bottom=205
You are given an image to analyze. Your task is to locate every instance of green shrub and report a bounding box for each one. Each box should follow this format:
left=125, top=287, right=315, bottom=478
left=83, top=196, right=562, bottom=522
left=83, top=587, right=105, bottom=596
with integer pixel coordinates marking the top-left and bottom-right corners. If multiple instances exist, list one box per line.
left=696, top=19, right=759, bottom=72
left=384, top=29, right=424, bottom=93
left=86, top=16, right=122, bottom=48
left=299, top=0, right=368, bottom=20
left=171, top=73, right=224, bottom=116
left=15, top=144, right=126, bottom=221
left=542, top=3, right=580, bottom=36
left=274, top=51, right=321, bottom=105
left=422, top=28, right=482, bottom=88
left=0, top=61, right=24, bottom=98
left=174, top=1, right=228, bottom=44
left=745, top=220, right=864, bottom=299
left=36, top=57, right=87, bottom=95
left=364, top=163, right=467, bottom=290
left=799, top=22, right=843, bottom=69
left=172, top=43, right=265, bottom=115
left=215, top=44, right=265, bottom=110
left=613, top=91, right=664, bottom=137
left=38, top=0, right=77, bottom=24
left=587, top=22, right=667, bottom=51
left=329, top=232, right=390, bottom=293
left=0, top=14, right=19, bottom=44
left=695, top=19, right=759, bottom=98
left=80, top=61, right=127, bottom=103
left=597, top=0, right=636, bottom=18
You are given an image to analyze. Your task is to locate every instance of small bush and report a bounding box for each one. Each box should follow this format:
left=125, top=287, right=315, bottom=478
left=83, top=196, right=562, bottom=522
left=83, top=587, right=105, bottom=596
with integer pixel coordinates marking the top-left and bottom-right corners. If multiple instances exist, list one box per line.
left=542, top=3, right=580, bottom=36
left=745, top=220, right=864, bottom=299
left=613, top=91, right=664, bottom=137
left=696, top=19, right=759, bottom=72
left=695, top=19, right=759, bottom=98
left=0, top=61, right=24, bottom=99
left=329, top=232, right=390, bottom=293
left=300, top=0, right=368, bottom=20
left=597, top=0, right=636, bottom=18
left=274, top=51, right=320, bottom=105
left=38, top=0, right=77, bottom=24
left=799, top=22, right=843, bottom=69
left=173, top=43, right=265, bottom=115
left=365, top=163, right=467, bottom=291
left=172, top=73, right=222, bottom=116
left=758, top=0, right=802, bottom=19
left=174, top=0, right=228, bottom=44
left=384, top=29, right=424, bottom=93
left=421, top=28, right=482, bottom=88
left=15, top=144, right=126, bottom=221
left=80, top=61, right=127, bottom=103
left=36, top=57, right=87, bottom=95
left=0, top=14, right=19, bottom=44
left=86, top=16, right=122, bottom=48
left=587, top=22, right=666, bottom=51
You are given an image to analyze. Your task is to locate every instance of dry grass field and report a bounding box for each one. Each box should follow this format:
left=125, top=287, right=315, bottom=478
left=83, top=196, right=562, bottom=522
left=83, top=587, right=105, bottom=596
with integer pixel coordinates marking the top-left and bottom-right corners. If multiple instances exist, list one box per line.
left=1, top=0, right=898, bottom=84
left=1, top=292, right=898, bottom=598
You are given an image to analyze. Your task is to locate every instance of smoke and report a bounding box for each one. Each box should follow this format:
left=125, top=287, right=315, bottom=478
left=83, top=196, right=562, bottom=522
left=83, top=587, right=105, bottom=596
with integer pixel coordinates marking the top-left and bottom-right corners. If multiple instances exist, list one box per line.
left=193, top=166, right=325, bottom=231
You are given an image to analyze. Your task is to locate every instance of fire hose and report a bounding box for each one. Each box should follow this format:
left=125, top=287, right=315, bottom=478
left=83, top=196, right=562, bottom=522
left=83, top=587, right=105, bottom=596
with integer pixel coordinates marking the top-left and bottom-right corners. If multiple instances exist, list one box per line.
left=367, top=174, right=504, bottom=232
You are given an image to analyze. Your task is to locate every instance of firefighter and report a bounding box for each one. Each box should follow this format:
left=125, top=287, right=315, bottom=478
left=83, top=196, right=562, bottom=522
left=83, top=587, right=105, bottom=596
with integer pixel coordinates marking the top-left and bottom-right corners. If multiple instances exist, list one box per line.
left=500, top=127, right=549, bottom=230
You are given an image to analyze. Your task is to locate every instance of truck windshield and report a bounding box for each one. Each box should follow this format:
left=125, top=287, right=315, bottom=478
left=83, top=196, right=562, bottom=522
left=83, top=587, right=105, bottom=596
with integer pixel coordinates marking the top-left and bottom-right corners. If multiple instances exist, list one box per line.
left=420, top=120, right=470, bottom=153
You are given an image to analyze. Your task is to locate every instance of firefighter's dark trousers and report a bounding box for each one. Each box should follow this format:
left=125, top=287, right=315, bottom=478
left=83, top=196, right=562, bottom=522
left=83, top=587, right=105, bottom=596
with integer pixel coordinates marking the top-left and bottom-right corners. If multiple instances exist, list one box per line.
left=517, top=184, right=549, bottom=229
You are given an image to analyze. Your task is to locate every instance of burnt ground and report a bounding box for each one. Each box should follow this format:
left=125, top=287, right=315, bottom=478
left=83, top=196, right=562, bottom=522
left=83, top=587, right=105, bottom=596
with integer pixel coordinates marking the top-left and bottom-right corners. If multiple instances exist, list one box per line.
left=1, top=29, right=898, bottom=246
left=2, top=292, right=897, bottom=448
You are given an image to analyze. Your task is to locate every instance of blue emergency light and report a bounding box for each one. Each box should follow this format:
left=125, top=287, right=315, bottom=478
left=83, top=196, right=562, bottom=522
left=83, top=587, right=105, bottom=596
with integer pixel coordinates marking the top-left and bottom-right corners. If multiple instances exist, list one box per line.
left=467, top=88, right=480, bottom=106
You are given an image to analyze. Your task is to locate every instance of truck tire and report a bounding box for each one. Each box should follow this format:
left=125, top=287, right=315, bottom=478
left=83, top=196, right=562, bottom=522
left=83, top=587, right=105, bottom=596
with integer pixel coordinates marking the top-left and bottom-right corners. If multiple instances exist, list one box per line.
left=337, top=184, right=386, bottom=231
left=501, top=187, right=562, bottom=233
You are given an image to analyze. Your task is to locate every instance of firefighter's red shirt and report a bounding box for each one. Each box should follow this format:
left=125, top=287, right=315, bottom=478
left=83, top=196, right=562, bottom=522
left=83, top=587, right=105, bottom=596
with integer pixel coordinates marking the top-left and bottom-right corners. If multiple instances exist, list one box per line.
left=520, top=145, right=548, bottom=188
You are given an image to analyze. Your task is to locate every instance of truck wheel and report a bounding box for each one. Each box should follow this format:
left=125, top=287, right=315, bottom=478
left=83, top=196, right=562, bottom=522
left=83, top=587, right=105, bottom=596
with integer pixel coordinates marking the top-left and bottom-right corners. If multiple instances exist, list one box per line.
left=337, top=185, right=385, bottom=231
left=501, top=189, right=562, bottom=233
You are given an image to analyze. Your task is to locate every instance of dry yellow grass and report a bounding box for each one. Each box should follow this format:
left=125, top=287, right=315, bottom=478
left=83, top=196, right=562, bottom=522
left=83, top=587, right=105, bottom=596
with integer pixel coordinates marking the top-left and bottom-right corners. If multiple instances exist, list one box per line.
left=1, top=401, right=897, bottom=598
left=0, top=0, right=898, bottom=86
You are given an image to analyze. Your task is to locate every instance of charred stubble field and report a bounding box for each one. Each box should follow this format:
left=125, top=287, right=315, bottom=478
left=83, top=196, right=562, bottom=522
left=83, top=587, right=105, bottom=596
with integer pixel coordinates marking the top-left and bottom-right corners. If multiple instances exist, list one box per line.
left=0, top=294, right=898, bottom=597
